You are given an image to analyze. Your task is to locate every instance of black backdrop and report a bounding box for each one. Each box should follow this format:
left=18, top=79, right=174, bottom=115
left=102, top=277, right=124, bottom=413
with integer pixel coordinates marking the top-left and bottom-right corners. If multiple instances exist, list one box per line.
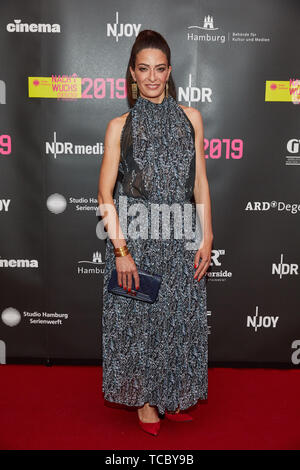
left=0, top=0, right=299, bottom=367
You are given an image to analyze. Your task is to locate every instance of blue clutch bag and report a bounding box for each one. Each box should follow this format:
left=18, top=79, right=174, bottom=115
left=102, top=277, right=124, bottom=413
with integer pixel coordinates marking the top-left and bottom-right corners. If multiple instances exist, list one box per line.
left=108, top=268, right=162, bottom=303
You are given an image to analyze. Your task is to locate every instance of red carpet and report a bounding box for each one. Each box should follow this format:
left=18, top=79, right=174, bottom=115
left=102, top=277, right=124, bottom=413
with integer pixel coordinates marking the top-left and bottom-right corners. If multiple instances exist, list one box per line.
left=0, top=365, right=299, bottom=450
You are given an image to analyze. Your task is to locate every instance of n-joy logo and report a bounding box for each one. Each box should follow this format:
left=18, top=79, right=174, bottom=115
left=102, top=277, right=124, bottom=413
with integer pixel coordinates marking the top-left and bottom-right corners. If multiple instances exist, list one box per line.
left=272, top=253, right=298, bottom=279
left=247, top=306, right=279, bottom=331
left=178, top=73, right=212, bottom=106
left=107, top=11, right=142, bottom=42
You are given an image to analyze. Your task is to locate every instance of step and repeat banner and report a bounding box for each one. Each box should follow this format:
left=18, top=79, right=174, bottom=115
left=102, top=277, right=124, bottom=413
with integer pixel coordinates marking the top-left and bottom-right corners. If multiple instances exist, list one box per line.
left=0, top=0, right=299, bottom=367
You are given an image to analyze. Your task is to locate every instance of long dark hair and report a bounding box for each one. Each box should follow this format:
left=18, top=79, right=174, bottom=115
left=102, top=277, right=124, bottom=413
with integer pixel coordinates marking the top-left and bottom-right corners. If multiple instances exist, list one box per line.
left=125, top=29, right=177, bottom=108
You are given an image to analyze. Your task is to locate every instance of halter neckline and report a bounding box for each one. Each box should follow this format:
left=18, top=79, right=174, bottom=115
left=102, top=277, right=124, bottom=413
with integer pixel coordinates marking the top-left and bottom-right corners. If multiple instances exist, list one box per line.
left=136, top=95, right=168, bottom=107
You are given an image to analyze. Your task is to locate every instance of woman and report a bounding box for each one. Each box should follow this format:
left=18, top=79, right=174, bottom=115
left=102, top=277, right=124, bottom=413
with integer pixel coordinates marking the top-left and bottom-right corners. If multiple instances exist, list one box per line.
left=98, top=30, right=213, bottom=436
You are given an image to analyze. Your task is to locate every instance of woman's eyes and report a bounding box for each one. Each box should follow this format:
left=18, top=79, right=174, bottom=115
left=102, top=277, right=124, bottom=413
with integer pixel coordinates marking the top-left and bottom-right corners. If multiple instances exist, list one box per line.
left=139, top=67, right=166, bottom=72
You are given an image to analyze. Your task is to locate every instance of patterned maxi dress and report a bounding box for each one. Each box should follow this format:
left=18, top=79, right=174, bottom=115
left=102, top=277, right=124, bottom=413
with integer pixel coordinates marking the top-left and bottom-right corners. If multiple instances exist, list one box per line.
left=101, top=95, right=208, bottom=415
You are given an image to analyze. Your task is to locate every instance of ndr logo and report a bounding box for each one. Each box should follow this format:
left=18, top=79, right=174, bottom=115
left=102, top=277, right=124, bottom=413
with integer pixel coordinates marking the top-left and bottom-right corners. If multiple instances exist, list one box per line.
left=178, top=74, right=212, bottom=106
left=272, top=254, right=298, bottom=278
left=107, top=12, right=141, bottom=42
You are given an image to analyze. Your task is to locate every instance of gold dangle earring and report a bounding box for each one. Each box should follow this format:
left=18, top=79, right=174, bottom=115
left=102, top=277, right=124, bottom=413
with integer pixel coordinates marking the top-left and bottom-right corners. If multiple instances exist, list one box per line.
left=165, top=81, right=169, bottom=98
left=131, top=81, right=138, bottom=100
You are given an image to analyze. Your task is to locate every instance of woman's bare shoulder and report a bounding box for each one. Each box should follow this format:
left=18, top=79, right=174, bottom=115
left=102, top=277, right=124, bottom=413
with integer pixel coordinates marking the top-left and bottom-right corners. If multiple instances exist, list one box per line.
left=107, top=111, right=130, bottom=135
left=105, top=111, right=130, bottom=142
left=178, top=104, right=203, bottom=134
left=179, top=104, right=202, bottom=121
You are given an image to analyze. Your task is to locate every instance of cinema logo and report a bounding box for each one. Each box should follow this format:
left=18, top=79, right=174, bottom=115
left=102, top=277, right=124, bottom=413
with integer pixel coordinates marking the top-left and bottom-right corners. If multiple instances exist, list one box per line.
left=77, top=251, right=105, bottom=275
left=187, top=15, right=225, bottom=44
left=107, top=11, right=141, bottom=42
left=247, top=305, right=279, bottom=332
left=286, top=138, right=300, bottom=166
left=272, top=254, right=298, bottom=279
left=0, top=257, right=38, bottom=268
left=6, top=19, right=61, bottom=33
left=45, top=132, right=104, bottom=159
left=178, top=73, right=212, bottom=106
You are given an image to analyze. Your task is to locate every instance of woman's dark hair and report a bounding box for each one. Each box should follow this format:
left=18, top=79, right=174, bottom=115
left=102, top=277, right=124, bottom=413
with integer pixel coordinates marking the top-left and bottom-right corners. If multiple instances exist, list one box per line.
left=125, top=29, right=177, bottom=108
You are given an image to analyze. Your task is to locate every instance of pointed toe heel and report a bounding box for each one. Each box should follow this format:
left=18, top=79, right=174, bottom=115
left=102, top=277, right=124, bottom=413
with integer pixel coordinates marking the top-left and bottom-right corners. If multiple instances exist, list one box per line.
left=138, top=418, right=161, bottom=436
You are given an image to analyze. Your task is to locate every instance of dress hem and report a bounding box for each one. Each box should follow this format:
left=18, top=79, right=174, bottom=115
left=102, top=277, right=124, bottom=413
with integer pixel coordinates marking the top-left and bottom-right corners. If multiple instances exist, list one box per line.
left=102, top=390, right=208, bottom=415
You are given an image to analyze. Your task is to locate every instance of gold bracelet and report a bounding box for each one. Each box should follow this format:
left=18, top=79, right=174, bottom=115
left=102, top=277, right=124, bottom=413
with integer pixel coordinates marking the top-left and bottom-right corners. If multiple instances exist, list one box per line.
left=115, top=249, right=129, bottom=257
left=114, top=245, right=129, bottom=257
left=114, top=244, right=128, bottom=254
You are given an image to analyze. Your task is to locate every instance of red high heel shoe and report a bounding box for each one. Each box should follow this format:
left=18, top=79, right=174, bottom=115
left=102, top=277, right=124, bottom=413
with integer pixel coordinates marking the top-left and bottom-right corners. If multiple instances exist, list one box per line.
left=138, top=417, right=161, bottom=436
left=165, top=408, right=193, bottom=422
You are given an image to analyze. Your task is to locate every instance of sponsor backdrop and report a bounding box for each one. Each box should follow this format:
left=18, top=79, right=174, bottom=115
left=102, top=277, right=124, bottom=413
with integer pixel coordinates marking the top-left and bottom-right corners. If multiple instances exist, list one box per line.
left=0, top=0, right=299, bottom=367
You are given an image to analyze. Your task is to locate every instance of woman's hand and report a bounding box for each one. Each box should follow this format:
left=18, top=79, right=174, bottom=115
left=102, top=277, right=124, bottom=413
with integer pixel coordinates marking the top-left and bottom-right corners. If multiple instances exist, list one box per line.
left=116, top=253, right=140, bottom=292
left=193, top=240, right=213, bottom=281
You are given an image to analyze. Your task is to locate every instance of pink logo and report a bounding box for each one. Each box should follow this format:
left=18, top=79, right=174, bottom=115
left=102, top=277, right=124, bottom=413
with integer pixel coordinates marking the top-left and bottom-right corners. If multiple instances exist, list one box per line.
left=289, top=78, right=300, bottom=104
left=270, top=83, right=277, bottom=90
left=33, top=80, right=39, bottom=86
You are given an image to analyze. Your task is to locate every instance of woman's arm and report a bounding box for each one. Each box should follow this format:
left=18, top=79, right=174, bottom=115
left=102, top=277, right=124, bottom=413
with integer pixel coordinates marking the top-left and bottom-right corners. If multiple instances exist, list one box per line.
left=98, top=115, right=140, bottom=290
left=189, top=107, right=214, bottom=280
left=98, top=116, right=127, bottom=249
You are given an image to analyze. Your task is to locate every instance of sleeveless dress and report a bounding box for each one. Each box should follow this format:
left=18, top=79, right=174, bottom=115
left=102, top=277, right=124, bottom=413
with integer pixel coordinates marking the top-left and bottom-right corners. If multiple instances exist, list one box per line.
left=101, top=96, right=208, bottom=415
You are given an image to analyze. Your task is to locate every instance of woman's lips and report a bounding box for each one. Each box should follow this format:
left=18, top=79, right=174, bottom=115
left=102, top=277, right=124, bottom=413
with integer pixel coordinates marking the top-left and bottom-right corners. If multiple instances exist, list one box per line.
left=146, top=84, right=160, bottom=89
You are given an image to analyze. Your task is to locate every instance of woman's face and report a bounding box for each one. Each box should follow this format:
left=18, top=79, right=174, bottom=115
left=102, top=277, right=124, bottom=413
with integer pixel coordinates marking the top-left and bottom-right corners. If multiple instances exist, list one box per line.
left=130, top=48, right=172, bottom=101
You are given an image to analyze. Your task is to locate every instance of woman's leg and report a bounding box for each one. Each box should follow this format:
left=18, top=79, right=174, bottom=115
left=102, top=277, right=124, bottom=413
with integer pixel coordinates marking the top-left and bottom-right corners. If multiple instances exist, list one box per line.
left=137, top=402, right=160, bottom=423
